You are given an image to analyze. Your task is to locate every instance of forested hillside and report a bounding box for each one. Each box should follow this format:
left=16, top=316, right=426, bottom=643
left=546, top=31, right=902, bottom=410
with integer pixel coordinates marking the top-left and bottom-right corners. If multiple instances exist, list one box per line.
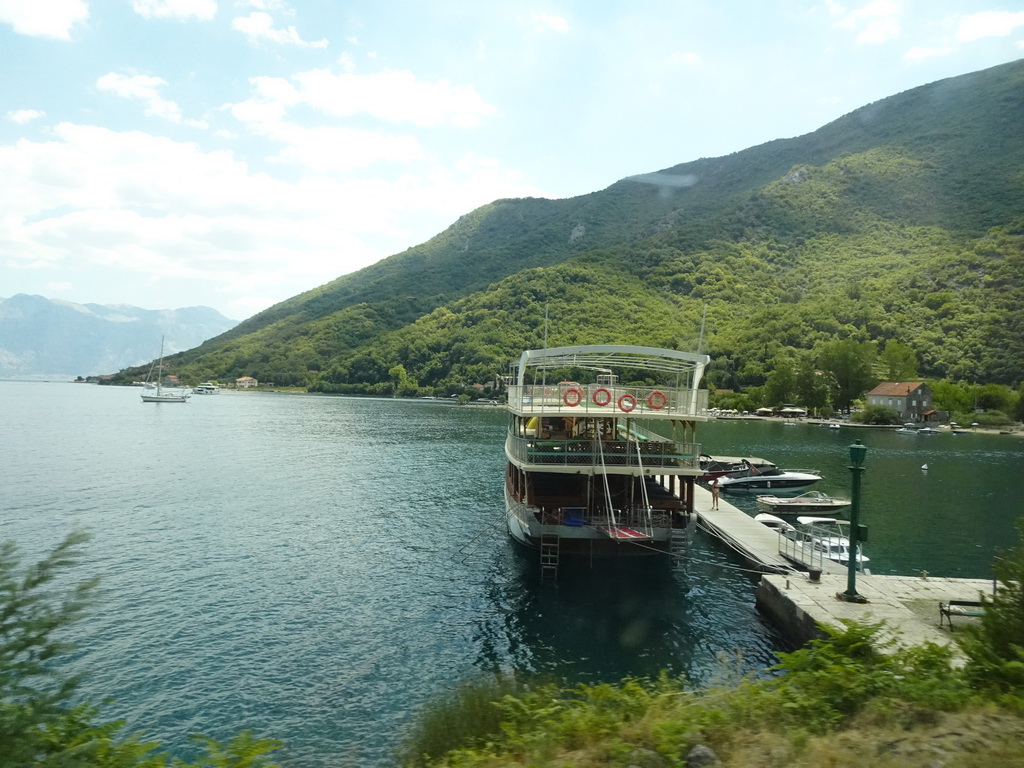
left=110, top=59, right=1024, bottom=406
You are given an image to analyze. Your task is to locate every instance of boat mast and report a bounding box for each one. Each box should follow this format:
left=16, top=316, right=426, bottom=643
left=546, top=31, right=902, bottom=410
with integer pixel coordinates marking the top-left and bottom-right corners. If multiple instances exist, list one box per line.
left=156, top=336, right=165, bottom=395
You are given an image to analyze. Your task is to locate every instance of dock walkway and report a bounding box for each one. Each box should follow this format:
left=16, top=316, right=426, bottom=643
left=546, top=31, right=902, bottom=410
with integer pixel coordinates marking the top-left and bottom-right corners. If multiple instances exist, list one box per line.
left=684, top=482, right=838, bottom=576
left=684, top=483, right=995, bottom=657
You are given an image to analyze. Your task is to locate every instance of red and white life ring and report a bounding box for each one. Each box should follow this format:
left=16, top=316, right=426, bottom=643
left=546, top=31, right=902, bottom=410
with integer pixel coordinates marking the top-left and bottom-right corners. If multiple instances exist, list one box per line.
left=618, top=393, right=637, bottom=412
left=648, top=390, right=667, bottom=410
left=563, top=387, right=583, bottom=407
left=592, top=387, right=612, bottom=406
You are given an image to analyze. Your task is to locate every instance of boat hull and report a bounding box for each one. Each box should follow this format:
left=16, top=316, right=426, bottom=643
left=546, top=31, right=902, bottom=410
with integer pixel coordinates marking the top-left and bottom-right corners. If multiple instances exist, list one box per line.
left=755, top=493, right=851, bottom=514
left=141, top=393, right=189, bottom=403
left=504, top=485, right=675, bottom=558
left=718, top=475, right=820, bottom=492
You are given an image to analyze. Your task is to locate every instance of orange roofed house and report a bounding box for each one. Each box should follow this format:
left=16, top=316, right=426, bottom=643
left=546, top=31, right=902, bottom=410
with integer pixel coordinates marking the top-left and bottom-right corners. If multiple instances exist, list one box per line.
left=865, top=382, right=934, bottom=423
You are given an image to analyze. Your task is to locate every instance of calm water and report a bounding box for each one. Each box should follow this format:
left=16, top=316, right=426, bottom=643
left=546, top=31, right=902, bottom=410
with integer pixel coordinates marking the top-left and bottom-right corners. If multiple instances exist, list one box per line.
left=2, top=383, right=1022, bottom=766
left=700, top=418, right=1024, bottom=578
left=0, top=383, right=776, bottom=766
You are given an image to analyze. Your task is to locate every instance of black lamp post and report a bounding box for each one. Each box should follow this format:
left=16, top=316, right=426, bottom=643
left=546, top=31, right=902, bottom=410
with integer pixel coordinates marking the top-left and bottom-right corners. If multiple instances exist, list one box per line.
left=838, top=439, right=868, bottom=603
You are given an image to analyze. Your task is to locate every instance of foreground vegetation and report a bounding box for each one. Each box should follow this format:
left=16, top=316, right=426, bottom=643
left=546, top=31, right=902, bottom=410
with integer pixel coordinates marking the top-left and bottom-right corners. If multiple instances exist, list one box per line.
left=5, top=520, right=1023, bottom=767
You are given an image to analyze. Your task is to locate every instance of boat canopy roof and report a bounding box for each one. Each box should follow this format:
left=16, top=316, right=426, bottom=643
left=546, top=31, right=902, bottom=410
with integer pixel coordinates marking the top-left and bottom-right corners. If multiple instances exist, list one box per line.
left=515, top=345, right=709, bottom=384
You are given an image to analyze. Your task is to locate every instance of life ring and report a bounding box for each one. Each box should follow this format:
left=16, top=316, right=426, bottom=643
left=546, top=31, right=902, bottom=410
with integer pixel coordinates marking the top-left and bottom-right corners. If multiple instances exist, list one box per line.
left=592, top=387, right=612, bottom=406
left=618, top=393, right=637, bottom=412
left=563, top=387, right=583, bottom=407
left=648, top=390, right=667, bottom=410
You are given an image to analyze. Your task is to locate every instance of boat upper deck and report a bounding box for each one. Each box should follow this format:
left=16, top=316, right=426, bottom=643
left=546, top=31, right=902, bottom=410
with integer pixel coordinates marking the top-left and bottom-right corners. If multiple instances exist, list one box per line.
left=506, top=344, right=711, bottom=421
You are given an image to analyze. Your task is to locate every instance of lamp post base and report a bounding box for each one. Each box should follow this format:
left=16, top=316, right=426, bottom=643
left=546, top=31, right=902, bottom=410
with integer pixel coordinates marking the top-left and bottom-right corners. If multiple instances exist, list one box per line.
left=836, top=591, right=869, bottom=603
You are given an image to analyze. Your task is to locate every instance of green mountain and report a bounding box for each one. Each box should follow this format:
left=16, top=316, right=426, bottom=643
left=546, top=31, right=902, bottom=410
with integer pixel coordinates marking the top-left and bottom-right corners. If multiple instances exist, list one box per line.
left=117, top=59, right=1024, bottom=397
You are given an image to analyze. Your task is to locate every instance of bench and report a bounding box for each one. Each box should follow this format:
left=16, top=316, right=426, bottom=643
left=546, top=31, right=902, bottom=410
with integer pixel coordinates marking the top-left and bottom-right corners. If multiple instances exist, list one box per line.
left=939, top=599, right=985, bottom=630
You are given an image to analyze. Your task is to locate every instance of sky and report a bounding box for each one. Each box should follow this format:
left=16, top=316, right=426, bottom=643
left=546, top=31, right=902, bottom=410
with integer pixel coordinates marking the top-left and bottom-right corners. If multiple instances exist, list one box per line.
left=2, top=1, right=1023, bottom=321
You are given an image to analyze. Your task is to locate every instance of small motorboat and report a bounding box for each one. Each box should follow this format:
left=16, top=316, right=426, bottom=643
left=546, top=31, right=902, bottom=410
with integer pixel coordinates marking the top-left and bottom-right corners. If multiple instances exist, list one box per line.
left=756, top=490, right=851, bottom=514
left=754, top=512, right=796, bottom=533
left=795, top=516, right=869, bottom=567
left=717, top=466, right=822, bottom=492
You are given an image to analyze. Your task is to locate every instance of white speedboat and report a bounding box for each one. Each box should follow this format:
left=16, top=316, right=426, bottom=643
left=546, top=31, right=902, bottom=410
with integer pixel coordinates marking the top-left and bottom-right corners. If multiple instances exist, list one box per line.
left=503, top=344, right=711, bottom=574
left=754, top=512, right=796, bottom=533
left=794, top=516, right=869, bottom=567
left=716, top=466, right=821, bottom=492
left=756, top=490, right=850, bottom=514
left=194, top=382, right=220, bottom=394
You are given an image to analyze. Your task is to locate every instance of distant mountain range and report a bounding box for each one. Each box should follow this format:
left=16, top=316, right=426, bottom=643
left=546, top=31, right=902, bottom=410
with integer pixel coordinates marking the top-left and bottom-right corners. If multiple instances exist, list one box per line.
left=0, top=294, right=238, bottom=379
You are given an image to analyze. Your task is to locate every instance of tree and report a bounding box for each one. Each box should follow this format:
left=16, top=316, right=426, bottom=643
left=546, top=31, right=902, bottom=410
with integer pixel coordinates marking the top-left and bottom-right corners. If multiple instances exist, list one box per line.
left=762, top=358, right=797, bottom=406
left=0, top=532, right=282, bottom=767
left=959, top=518, right=1024, bottom=692
left=878, top=340, right=918, bottom=380
left=794, top=356, right=835, bottom=416
left=817, top=339, right=877, bottom=411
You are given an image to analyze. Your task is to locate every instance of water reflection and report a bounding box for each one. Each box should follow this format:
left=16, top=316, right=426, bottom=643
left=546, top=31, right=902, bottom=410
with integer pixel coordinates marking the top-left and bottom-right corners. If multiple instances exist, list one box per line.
left=475, top=530, right=788, bottom=688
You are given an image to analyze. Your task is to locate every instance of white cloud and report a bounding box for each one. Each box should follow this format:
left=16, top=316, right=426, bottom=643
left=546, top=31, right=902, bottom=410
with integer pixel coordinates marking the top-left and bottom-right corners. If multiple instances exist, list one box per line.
left=96, top=73, right=209, bottom=128
left=667, top=51, right=700, bottom=66
left=904, top=46, right=954, bottom=62
left=833, top=0, right=901, bottom=44
left=262, top=125, right=424, bottom=172
left=0, top=0, right=88, bottom=39
left=530, top=12, right=569, bottom=34
left=0, top=123, right=543, bottom=318
left=232, top=11, right=328, bottom=47
left=130, top=0, right=217, bottom=21
left=227, top=68, right=497, bottom=157
left=298, top=68, right=497, bottom=128
left=957, top=11, right=1024, bottom=42
left=7, top=109, right=46, bottom=124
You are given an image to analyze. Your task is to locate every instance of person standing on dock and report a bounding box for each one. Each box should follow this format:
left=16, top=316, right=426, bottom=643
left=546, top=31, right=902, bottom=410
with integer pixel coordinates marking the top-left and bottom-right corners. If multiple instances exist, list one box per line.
left=711, top=476, right=720, bottom=510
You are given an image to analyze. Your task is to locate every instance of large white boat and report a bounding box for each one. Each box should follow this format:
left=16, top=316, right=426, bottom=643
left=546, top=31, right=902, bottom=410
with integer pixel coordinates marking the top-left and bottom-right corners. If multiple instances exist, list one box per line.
left=194, top=382, right=220, bottom=394
left=503, top=344, right=710, bottom=574
left=140, top=337, right=190, bottom=404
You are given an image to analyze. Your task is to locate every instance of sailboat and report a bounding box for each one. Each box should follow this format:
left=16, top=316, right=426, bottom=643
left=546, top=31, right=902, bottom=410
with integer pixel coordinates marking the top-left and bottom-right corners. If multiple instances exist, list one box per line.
left=140, top=336, right=190, bottom=403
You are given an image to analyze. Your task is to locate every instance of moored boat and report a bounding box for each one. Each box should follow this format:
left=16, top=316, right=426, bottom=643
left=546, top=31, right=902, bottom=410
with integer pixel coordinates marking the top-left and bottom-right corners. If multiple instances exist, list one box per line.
left=793, top=516, right=869, bottom=567
left=194, top=382, right=220, bottom=394
left=716, top=466, right=822, bottom=492
left=754, top=512, right=796, bottom=533
left=755, top=490, right=851, bottom=514
left=140, top=337, right=190, bottom=403
left=698, top=454, right=776, bottom=482
left=503, top=344, right=710, bottom=574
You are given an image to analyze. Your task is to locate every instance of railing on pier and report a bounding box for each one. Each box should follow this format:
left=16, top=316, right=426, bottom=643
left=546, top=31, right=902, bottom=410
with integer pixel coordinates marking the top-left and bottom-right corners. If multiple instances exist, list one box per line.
left=508, top=384, right=709, bottom=419
left=506, top=433, right=701, bottom=471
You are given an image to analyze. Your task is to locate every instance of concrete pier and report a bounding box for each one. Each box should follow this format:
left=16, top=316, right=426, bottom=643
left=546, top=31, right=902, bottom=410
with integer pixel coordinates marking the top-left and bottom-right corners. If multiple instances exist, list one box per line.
left=687, top=483, right=995, bottom=656
left=756, top=572, right=995, bottom=654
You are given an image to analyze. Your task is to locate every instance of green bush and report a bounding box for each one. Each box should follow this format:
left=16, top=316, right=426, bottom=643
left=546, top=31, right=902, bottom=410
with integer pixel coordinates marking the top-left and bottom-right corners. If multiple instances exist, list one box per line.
left=851, top=404, right=901, bottom=425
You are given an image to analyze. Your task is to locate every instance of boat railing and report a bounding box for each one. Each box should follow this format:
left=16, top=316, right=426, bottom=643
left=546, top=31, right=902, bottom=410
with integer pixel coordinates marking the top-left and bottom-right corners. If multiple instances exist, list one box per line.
left=508, top=384, right=709, bottom=418
left=506, top=433, right=701, bottom=471
left=777, top=527, right=827, bottom=572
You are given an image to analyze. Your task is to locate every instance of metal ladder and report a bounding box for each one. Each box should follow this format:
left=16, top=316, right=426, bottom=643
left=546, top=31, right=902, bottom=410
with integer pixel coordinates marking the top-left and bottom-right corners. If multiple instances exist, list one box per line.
left=540, top=532, right=560, bottom=580
left=669, top=526, right=688, bottom=568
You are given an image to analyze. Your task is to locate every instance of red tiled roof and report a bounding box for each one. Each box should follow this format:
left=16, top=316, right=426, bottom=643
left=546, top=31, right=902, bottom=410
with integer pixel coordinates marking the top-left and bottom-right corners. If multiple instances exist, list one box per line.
left=867, top=381, right=925, bottom=397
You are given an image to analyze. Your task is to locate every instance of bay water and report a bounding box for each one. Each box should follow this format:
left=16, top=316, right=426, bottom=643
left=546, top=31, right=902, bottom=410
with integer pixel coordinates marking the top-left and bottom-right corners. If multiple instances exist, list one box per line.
left=2, top=381, right=1021, bottom=765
